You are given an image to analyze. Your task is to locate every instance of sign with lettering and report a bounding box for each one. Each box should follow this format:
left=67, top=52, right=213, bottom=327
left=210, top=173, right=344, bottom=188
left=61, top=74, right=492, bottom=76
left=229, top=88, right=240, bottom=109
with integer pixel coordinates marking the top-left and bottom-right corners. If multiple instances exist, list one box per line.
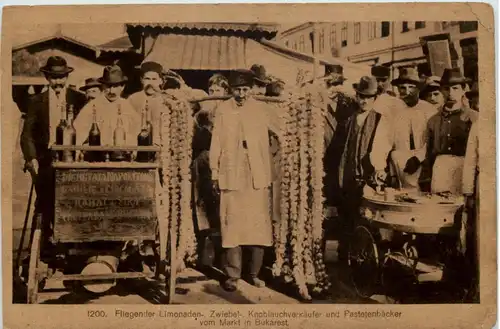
left=54, top=169, right=158, bottom=242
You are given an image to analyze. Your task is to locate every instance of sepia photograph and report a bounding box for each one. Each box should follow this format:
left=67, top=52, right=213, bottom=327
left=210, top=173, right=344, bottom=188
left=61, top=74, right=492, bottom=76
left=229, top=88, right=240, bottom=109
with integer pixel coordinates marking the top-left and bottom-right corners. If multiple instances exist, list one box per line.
left=1, top=3, right=496, bottom=329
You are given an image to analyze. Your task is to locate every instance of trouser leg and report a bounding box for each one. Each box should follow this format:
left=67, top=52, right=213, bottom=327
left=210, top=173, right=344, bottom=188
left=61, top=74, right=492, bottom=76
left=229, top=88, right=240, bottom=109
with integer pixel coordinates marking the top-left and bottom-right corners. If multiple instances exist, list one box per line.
left=223, top=246, right=242, bottom=279
left=249, top=246, right=265, bottom=278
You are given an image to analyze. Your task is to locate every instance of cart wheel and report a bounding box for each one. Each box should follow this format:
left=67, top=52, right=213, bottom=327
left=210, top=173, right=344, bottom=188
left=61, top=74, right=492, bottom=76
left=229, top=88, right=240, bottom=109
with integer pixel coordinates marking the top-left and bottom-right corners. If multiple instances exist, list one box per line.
left=348, top=226, right=380, bottom=298
left=27, top=228, right=41, bottom=304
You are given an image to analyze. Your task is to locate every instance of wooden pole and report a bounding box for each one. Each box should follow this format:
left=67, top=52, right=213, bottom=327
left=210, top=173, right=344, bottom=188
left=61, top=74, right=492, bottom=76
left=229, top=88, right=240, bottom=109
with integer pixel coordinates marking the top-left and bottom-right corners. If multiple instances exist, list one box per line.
left=312, top=23, right=319, bottom=82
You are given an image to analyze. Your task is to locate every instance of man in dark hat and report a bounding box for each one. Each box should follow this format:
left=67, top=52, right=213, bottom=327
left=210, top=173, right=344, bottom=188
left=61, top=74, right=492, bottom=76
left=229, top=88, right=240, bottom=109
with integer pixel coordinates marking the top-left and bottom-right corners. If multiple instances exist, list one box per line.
left=210, top=69, right=281, bottom=292
left=420, top=68, right=478, bottom=194
left=371, top=65, right=397, bottom=97
left=336, top=76, right=392, bottom=261
left=420, top=75, right=444, bottom=110
left=466, top=81, right=479, bottom=111
left=388, top=66, right=437, bottom=190
left=74, top=65, right=140, bottom=146
left=128, top=61, right=166, bottom=144
left=20, top=56, right=87, bottom=254
left=80, top=77, right=102, bottom=103
left=250, top=64, right=271, bottom=95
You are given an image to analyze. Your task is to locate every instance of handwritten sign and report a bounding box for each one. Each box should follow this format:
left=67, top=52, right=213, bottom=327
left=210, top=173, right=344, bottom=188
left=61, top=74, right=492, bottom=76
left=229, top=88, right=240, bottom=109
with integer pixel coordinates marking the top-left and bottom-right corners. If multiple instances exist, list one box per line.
left=54, top=169, right=157, bottom=243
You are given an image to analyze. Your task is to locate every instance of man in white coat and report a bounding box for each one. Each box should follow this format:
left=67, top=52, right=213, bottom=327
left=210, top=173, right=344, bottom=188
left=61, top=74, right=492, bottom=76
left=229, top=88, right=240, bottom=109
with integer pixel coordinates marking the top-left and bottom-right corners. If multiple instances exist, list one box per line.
left=210, top=69, right=281, bottom=292
left=74, top=65, right=141, bottom=148
left=389, top=67, right=437, bottom=190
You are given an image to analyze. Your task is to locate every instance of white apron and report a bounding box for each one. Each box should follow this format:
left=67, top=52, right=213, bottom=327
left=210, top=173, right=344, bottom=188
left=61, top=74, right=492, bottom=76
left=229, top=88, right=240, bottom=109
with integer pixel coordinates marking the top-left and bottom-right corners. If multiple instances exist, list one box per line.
left=390, top=149, right=422, bottom=190
left=431, top=155, right=465, bottom=195
left=219, top=149, right=273, bottom=249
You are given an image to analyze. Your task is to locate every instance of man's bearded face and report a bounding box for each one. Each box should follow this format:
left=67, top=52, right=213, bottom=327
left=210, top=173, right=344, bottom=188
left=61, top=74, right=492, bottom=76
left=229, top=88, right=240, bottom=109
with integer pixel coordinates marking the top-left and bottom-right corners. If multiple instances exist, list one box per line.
left=397, top=83, right=419, bottom=105
left=442, top=84, right=466, bottom=110
left=232, top=86, right=252, bottom=106
left=326, top=81, right=342, bottom=99
left=47, top=74, right=68, bottom=94
left=103, top=84, right=125, bottom=102
left=141, top=71, right=163, bottom=96
left=376, top=77, right=389, bottom=93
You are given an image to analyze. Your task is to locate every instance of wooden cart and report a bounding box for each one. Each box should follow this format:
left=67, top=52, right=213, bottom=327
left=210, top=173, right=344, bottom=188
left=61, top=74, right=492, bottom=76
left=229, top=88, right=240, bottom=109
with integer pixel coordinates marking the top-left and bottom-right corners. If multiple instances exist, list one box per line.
left=25, top=145, right=177, bottom=304
left=347, top=194, right=465, bottom=301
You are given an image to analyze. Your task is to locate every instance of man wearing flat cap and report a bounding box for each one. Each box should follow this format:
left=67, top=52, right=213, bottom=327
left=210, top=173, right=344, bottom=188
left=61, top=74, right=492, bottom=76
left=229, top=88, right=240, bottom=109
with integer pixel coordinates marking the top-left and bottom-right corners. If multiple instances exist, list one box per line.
left=128, top=61, right=166, bottom=144
left=388, top=66, right=437, bottom=191
left=20, top=56, right=87, bottom=253
left=80, top=77, right=102, bottom=104
left=74, top=65, right=140, bottom=147
left=336, top=76, right=392, bottom=260
left=209, top=69, right=282, bottom=292
left=420, top=68, right=478, bottom=195
left=420, top=76, right=445, bottom=111
left=371, top=65, right=397, bottom=97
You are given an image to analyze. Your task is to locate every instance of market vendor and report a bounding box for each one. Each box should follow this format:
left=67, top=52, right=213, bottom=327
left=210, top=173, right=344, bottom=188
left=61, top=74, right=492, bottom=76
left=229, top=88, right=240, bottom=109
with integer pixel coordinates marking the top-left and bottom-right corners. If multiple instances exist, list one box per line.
left=128, top=61, right=166, bottom=143
left=389, top=67, right=437, bottom=190
left=419, top=68, right=478, bottom=195
left=74, top=65, right=141, bottom=147
left=209, top=69, right=281, bottom=292
left=336, top=76, right=392, bottom=260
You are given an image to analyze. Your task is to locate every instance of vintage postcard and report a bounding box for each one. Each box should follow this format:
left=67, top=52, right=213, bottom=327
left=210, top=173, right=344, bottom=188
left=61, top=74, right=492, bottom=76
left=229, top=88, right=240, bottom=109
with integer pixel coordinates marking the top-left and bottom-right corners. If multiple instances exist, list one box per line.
left=1, top=3, right=496, bottom=329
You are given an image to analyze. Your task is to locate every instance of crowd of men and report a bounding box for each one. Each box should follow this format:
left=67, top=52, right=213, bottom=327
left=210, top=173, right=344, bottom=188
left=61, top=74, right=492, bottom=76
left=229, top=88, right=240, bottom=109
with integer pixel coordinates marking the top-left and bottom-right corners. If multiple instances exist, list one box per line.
left=17, top=55, right=479, bottom=295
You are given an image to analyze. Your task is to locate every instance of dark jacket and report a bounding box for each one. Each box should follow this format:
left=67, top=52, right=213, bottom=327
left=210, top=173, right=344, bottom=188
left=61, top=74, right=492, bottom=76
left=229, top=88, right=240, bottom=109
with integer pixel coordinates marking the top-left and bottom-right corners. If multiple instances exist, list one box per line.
left=20, top=88, right=87, bottom=164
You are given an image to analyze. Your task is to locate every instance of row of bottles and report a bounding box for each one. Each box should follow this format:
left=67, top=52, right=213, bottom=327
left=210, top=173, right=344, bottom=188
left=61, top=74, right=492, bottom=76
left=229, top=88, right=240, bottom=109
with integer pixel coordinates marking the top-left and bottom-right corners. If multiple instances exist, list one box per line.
left=57, top=100, right=155, bottom=163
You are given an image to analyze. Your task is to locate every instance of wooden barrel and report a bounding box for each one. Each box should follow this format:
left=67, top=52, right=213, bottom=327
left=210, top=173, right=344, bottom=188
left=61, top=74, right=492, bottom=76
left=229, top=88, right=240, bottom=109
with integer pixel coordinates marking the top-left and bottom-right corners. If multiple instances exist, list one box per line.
left=80, top=255, right=119, bottom=294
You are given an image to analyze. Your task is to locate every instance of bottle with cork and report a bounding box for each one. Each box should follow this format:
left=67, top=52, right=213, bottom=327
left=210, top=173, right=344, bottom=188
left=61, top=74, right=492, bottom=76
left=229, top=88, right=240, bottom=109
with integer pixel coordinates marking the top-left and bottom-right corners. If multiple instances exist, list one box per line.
left=85, top=103, right=103, bottom=162
left=136, top=100, right=153, bottom=162
left=62, top=105, right=76, bottom=162
left=111, top=103, right=128, bottom=161
left=55, top=102, right=67, bottom=161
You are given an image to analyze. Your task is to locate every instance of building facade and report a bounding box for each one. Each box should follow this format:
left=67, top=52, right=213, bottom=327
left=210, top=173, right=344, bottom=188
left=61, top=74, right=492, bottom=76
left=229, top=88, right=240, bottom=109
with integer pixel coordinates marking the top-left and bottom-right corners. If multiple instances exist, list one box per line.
left=280, top=21, right=478, bottom=81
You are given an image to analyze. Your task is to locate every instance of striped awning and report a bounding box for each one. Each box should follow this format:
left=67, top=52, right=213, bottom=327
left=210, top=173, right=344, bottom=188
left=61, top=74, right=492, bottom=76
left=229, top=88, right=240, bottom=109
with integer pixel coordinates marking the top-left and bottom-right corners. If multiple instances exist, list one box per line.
left=144, top=34, right=247, bottom=70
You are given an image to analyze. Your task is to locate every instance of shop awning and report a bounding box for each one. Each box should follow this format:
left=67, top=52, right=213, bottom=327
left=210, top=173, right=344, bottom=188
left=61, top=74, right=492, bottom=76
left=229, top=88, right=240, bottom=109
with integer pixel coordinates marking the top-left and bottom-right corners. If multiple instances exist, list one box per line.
left=144, top=34, right=248, bottom=71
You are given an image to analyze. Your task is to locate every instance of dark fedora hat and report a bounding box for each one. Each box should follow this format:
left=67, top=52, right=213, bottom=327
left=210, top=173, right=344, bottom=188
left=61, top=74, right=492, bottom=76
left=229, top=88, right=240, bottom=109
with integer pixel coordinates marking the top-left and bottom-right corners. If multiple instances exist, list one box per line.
left=371, top=65, right=391, bottom=79
left=229, top=69, right=255, bottom=88
left=465, top=81, right=479, bottom=98
left=353, top=76, right=378, bottom=97
left=79, top=77, right=102, bottom=91
left=440, top=67, right=470, bottom=87
left=40, top=56, right=74, bottom=75
left=140, top=61, right=164, bottom=76
left=391, top=66, right=421, bottom=86
left=250, top=64, right=271, bottom=85
left=322, top=64, right=347, bottom=84
left=98, top=65, right=128, bottom=85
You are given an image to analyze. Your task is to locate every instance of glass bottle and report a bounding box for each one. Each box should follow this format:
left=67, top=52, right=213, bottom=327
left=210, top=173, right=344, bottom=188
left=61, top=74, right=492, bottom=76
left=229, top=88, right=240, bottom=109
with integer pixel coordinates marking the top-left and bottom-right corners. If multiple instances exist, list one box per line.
left=112, top=103, right=127, bottom=161
left=62, top=105, right=76, bottom=162
left=137, top=104, right=152, bottom=162
left=55, top=103, right=67, bottom=160
left=86, top=104, right=103, bottom=162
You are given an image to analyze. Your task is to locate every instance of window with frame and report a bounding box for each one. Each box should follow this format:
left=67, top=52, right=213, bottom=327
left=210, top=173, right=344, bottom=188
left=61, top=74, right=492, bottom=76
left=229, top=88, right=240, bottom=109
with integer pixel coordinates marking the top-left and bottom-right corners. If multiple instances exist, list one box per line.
left=415, top=21, right=426, bottom=29
left=459, top=21, right=478, bottom=33
left=319, top=28, right=325, bottom=53
left=299, top=35, right=305, bottom=52
left=293, top=41, right=297, bottom=50
left=285, top=40, right=289, bottom=47
left=381, top=21, right=391, bottom=37
left=402, top=21, right=410, bottom=32
left=330, top=24, right=337, bottom=48
left=354, top=22, right=361, bottom=44
left=368, top=22, right=377, bottom=40
left=341, top=23, right=348, bottom=47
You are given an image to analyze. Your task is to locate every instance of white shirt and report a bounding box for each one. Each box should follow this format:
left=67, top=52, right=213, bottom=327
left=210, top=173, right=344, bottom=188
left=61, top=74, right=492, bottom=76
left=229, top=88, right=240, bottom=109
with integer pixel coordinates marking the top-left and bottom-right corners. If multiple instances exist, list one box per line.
left=74, top=95, right=141, bottom=146
left=128, top=91, right=164, bottom=144
left=391, top=100, right=437, bottom=161
left=49, top=87, right=67, bottom=145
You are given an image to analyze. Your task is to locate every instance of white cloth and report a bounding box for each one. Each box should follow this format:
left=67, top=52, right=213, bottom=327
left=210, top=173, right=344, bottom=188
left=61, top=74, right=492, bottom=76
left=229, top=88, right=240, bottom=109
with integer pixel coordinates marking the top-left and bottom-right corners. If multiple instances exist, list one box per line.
left=48, top=87, right=67, bottom=146
left=431, top=155, right=465, bottom=195
left=390, top=100, right=437, bottom=189
left=73, top=96, right=141, bottom=146
left=373, top=93, right=406, bottom=128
